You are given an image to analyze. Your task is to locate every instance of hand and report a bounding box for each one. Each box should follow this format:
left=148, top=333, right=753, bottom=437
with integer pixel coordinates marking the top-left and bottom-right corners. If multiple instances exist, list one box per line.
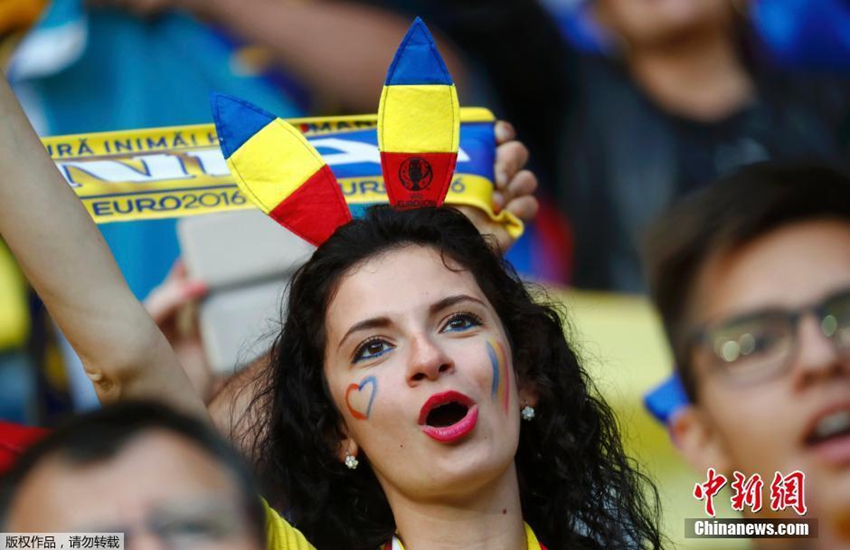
left=457, top=121, right=539, bottom=254
left=144, top=261, right=218, bottom=402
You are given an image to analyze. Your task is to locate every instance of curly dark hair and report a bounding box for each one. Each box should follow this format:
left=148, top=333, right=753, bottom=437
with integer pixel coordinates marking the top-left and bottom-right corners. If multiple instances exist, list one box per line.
left=247, top=207, right=663, bottom=550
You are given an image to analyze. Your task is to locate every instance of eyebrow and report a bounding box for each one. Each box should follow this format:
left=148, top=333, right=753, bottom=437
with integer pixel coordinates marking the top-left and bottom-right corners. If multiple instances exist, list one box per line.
left=429, top=294, right=487, bottom=315
left=339, top=317, right=393, bottom=351
left=337, top=294, right=487, bottom=351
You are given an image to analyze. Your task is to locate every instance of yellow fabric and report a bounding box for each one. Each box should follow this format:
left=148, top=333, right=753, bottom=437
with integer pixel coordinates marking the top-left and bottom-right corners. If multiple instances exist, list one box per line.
left=263, top=500, right=316, bottom=550
left=378, top=85, right=459, bottom=153
left=0, top=241, right=29, bottom=351
left=339, top=174, right=522, bottom=240
left=523, top=522, right=542, bottom=549
left=393, top=523, right=543, bottom=549
left=228, top=119, right=326, bottom=213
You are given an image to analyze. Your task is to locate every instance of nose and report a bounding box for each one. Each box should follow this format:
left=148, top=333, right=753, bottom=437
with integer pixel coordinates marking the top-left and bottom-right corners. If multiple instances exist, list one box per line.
left=791, top=313, right=845, bottom=388
left=406, top=333, right=454, bottom=385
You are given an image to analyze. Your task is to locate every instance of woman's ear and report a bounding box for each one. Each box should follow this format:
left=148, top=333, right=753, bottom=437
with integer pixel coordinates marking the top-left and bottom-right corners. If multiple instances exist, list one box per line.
left=517, top=383, right=539, bottom=409
left=334, top=423, right=360, bottom=463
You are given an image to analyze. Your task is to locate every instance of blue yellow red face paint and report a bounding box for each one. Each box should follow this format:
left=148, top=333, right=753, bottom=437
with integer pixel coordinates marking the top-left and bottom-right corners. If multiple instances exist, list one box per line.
left=487, top=339, right=510, bottom=414
left=345, top=375, right=378, bottom=420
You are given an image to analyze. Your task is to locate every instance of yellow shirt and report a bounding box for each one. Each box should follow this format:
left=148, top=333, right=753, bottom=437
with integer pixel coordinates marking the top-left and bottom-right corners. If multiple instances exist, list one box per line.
left=263, top=502, right=545, bottom=550
left=389, top=523, right=544, bottom=550
left=263, top=500, right=316, bottom=550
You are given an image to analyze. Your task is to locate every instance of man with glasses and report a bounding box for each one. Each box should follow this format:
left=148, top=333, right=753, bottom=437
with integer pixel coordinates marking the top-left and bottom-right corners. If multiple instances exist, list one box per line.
left=0, top=402, right=273, bottom=550
left=644, top=162, right=850, bottom=547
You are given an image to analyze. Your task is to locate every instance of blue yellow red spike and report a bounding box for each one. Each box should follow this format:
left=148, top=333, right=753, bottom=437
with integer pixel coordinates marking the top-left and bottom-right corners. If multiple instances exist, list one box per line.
left=211, top=93, right=351, bottom=246
left=378, top=18, right=460, bottom=209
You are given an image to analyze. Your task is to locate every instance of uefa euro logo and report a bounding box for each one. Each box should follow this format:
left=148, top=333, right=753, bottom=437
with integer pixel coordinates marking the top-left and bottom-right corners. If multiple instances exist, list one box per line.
left=399, top=157, right=433, bottom=191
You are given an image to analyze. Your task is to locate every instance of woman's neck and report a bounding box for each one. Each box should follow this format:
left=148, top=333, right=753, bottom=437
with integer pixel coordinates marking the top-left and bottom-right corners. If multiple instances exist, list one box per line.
left=385, top=463, right=527, bottom=550
left=626, top=25, right=754, bottom=121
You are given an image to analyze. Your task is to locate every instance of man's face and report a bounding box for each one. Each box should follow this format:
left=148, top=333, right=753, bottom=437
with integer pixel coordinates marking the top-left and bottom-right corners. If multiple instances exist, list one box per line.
left=6, top=430, right=262, bottom=550
left=596, top=0, right=734, bottom=47
left=680, top=219, right=850, bottom=524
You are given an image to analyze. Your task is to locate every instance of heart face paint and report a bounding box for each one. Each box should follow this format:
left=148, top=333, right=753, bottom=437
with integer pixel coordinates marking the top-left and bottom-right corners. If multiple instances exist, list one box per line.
left=487, top=340, right=510, bottom=414
left=345, top=376, right=378, bottom=420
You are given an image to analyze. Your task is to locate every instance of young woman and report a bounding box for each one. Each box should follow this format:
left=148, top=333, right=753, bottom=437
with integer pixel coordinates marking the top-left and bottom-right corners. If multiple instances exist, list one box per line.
left=0, top=75, right=663, bottom=549
left=245, top=206, right=663, bottom=549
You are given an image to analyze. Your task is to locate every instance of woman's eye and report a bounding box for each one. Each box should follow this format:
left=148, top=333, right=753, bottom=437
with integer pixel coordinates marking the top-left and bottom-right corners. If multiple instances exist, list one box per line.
left=442, top=312, right=483, bottom=333
left=353, top=339, right=393, bottom=362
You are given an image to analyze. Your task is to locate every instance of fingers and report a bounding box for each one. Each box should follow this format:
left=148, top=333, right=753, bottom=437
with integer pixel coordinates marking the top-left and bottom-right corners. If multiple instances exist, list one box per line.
left=505, top=195, right=539, bottom=224
left=494, top=120, right=516, bottom=145
left=144, top=262, right=208, bottom=324
left=494, top=140, right=530, bottom=190
left=506, top=169, right=537, bottom=199
left=493, top=168, right=538, bottom=213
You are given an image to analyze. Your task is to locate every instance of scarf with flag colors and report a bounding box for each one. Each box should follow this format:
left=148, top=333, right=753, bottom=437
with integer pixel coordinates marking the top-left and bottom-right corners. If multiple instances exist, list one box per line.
left=46, top=110, right=521, bottom=240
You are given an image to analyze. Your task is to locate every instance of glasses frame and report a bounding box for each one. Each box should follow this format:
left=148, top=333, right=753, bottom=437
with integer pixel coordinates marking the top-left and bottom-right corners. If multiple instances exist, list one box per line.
left=687, top=287, right=850, bottom=387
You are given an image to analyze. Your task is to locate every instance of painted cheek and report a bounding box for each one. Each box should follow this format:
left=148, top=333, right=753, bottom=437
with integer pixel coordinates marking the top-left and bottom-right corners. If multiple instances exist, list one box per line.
left=487, top=340, right=511, bottom=415
left=346, top=375, right=378, bottom=420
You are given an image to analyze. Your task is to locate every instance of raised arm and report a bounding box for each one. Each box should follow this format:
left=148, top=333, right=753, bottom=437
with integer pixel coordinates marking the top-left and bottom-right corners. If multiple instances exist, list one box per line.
left=0, top=77, right=206, bottom=419
left=88, top=0, right=467, bottom=114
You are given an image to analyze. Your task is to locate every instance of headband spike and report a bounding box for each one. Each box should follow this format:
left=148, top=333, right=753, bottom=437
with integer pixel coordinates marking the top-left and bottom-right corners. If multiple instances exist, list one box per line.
left=212, top=93, right=278, bottom=159
left=211, top=93, right=352, bottom=246
left=378, top=18, right=460, bottom=209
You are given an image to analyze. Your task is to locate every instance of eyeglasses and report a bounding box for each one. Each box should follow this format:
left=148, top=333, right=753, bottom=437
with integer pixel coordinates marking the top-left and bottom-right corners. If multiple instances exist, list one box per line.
left=689, top=287, right=850, bottom=386
left=81, top=497, right=254, bottom=550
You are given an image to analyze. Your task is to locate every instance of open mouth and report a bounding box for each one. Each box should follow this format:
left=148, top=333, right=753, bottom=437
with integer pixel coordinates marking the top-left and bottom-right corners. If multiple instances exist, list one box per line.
left=426, top=402, right=470, bottom=427
left=419, top=391, right=478, bottom=444
left=806, top=410, right=850, bottom=447
left=803, top=407, right=850, bottom=467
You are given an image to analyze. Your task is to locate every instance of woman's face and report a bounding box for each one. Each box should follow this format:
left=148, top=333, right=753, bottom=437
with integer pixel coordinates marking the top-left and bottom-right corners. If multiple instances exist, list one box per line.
left=323, top=245, right=526, bottom=501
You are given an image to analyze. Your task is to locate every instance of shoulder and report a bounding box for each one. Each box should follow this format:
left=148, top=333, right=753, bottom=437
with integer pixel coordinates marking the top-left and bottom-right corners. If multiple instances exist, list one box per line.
left=759, top=68, right=850, bottom=120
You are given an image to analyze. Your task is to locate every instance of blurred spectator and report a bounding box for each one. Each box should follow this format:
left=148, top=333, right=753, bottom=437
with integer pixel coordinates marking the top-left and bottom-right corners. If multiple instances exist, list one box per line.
left=0, top=402, right=269, bottom=550
left=546, top=0, right=850, bottom=71
left=362, top=0, right=850, bottom=291
left=550, top=0, right=849, bottom=291
left=644, top=162, right=850, bottom=547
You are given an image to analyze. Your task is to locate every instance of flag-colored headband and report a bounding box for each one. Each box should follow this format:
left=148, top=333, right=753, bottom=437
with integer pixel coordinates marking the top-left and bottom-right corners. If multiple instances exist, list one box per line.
left=212, top=17, right=461, bottom=246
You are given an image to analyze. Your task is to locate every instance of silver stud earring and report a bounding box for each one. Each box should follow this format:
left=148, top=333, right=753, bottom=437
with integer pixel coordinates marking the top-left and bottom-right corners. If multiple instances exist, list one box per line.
left=521, top=405, right=536, bottom=421
left=345, top=452, right=359, bottom=470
